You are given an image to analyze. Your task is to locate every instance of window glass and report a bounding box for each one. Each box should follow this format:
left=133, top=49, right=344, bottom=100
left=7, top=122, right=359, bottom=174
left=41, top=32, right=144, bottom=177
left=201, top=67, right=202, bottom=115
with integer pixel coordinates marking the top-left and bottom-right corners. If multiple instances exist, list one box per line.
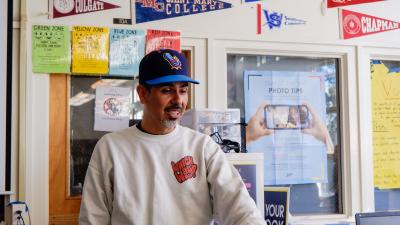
left=227, top=54, right=341, bottom=215
left=370, top=60, right=400, bottom=211
left=68, top=76, right=141, bottom=196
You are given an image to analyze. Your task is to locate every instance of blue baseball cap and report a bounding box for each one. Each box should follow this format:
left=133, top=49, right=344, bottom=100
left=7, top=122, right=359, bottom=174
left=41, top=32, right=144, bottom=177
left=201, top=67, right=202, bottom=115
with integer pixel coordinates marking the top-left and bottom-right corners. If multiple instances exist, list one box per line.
left=138, top=49, right=200, bottom=86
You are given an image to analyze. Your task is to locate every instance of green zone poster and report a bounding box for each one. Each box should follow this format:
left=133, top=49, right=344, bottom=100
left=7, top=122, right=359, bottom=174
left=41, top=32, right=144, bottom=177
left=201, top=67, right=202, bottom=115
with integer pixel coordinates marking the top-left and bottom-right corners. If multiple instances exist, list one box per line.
left=32, top=25, right=70, bottom=73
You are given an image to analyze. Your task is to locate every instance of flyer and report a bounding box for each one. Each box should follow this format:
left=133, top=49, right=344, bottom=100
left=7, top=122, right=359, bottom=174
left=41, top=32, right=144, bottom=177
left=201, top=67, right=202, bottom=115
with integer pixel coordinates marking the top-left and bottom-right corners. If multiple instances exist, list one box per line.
left=32, top=25, right=70, bottom=73
left=371, top=61, right=400, bottom=189
left=71, top=26, right=110, bottom=74
left=145, top=29, right=180, bottom=54
left=109, top=29, right=145, bottom=77
left=94, top=85, right=131, bottom=132
left=244, top=70, right=328, bottom=185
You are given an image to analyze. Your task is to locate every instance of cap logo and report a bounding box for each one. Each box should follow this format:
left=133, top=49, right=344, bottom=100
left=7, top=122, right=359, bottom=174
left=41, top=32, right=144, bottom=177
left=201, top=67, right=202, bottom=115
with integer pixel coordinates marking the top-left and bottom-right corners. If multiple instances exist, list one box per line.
left=163, top=52, right=182, bottom=70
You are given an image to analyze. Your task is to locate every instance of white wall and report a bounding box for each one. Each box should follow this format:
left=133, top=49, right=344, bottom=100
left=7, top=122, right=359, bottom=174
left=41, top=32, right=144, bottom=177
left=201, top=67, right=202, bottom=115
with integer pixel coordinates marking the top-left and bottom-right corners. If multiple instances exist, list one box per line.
left=19, top=0, right=400, bottom=224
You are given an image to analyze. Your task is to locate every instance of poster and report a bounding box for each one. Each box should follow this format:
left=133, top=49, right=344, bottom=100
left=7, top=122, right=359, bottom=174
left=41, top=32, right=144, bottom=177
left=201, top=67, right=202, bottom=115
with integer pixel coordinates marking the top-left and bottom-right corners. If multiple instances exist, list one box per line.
left=72, top=26, right=109, bottom=74
left=145, top=30, right=180, bottom=54
left=135, top=0, right=232, bottom=24
left=264, top=187, right=290, bottom=225
left=327, top=0, right=383, bottom=8
left=109, top=29, right=145, bottom=77
left=53, top=0, right=120, bottom=18
left=244, top=70, right=328, bottom=185
left=94, top=85, right=131, bottom=132
left=371, top=61, right=400, bottom=189
left=233, top=163, right=257, bottom=203
left=32, top=25, right=70, bottom=73
left=339, top=9, right=400, bottom=40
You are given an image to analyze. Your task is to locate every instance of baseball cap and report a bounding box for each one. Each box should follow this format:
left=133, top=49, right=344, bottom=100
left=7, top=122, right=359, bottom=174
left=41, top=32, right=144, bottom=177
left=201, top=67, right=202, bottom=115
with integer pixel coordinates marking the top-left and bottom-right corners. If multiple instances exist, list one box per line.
left=139, top=49, right=200, bottom=85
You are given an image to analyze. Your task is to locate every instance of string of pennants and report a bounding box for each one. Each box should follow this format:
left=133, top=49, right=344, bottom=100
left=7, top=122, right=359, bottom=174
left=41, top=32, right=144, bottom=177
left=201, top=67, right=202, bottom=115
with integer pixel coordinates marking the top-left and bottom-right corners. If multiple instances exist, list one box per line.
left=32, top=25, right=180, bottom=75
left=50, top=1, right=398, bottom=41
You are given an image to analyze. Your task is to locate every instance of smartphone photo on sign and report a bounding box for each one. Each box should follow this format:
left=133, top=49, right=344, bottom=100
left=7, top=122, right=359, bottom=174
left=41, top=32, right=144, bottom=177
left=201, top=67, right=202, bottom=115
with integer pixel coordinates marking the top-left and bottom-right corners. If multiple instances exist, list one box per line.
left=264, top=105, right=311, bottom=129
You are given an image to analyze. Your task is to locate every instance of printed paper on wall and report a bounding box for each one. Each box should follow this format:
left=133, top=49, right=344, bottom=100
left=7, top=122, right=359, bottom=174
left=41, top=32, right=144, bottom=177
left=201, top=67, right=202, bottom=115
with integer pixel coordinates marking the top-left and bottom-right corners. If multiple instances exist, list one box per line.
left=244, top=70, right=328, bottom=185
left=94, top=85, right=131, bottom=132
left=72, top=26, right=110, bottom=74
left=32, top=25, right=70, bottom=73
left=109, top=29, right=145, bottom=77
left=145, top=29, right=180, bottom=54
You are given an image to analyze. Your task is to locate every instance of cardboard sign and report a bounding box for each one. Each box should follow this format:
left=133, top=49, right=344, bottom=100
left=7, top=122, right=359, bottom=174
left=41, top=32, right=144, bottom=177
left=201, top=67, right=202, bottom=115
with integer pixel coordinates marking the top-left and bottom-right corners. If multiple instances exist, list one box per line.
left=264, top=187, right=290, bottom=225
left=135, top=0, right=232, bottom=23
left=327, top=0, right=383, bottom=8
left=53, top=0, right=120, bottom=18
left=339, top=9, right=400, bottom=39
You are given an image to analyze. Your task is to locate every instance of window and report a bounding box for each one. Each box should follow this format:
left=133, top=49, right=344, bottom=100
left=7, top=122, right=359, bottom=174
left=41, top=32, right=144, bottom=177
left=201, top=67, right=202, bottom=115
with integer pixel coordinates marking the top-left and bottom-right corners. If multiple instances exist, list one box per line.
left=227, top=54, right=341, bottom=215
left=370, top=59, right=400, bottom=211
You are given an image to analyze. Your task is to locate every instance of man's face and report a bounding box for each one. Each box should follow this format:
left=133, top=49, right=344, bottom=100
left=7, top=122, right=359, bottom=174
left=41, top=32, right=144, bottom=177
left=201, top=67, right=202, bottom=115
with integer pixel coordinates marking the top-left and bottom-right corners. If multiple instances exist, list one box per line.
left=137, top=82, right=189, bottom=133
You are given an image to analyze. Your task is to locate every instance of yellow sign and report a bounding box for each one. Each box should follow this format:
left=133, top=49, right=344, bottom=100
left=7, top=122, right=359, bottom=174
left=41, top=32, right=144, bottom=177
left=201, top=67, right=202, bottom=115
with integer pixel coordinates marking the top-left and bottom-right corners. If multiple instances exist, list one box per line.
left=371, top=62, right=400, bottom=189
left=72, top=26, right=109, bottom=74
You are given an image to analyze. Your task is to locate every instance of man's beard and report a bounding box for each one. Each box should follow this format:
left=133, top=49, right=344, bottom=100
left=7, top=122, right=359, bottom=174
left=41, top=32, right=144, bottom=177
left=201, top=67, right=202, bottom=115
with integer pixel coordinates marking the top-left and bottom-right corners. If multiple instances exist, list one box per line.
left=161, top=119, right=177, bottom=129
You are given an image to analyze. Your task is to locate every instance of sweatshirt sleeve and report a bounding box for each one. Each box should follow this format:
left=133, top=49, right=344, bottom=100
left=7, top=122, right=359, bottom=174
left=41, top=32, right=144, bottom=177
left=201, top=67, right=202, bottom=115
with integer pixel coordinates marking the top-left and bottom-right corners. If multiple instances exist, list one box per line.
left=206, top=140, right=266, bottom=225
left=79, top=137, right=114, bottom=225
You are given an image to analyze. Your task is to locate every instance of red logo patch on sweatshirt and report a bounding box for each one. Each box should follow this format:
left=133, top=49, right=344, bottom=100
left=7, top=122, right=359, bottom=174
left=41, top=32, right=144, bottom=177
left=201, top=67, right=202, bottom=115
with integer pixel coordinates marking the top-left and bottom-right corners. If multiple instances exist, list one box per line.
left=171, top=156, right=197, bottom=183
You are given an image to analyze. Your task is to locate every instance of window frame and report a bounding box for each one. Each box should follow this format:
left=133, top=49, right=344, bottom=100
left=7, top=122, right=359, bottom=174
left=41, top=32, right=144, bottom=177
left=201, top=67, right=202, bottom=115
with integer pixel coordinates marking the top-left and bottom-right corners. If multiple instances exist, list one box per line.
left=212, top=40, right=359, bottom=224
left=358, top=47, right=400, bottom=213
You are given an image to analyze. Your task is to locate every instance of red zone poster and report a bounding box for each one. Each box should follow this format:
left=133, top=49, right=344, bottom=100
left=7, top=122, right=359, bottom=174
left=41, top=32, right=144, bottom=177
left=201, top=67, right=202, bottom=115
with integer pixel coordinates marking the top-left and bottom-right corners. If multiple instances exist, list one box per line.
left=327, top=0, right=383, bottom=8
left=339, top=9, right=400, bottom=39
left=145, top=30, right=180, bottom=54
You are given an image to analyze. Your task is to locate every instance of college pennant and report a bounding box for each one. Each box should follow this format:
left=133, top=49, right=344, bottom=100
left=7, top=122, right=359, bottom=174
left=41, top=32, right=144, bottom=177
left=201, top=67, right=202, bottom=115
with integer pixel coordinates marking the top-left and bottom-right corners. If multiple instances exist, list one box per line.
left=135, top=0, right=232, bottom=23
left=327, top=0, right=384, bottom=8
left=53, top=0, right=120, bottom=18
left=339, top=9, right=400, bottom=39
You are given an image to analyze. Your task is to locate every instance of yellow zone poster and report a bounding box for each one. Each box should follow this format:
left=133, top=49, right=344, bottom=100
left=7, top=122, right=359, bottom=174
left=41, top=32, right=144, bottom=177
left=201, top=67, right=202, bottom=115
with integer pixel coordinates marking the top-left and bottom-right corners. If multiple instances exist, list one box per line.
left=371, top=61, right=400, bottom=189
left=72, top=26, right=109, bottom=74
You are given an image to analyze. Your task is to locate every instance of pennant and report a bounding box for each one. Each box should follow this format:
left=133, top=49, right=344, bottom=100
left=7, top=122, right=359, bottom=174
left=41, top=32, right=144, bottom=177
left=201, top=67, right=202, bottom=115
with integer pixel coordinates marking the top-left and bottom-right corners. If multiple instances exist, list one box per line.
left=327, top=0, right=384, bottom=8
left=257, top=4, right=306, bottom=34
left=339, top=9, right=400, bottom=39
left=53, top=0, right=120, bottom=18
left=135, top=0, right=232, bottom=23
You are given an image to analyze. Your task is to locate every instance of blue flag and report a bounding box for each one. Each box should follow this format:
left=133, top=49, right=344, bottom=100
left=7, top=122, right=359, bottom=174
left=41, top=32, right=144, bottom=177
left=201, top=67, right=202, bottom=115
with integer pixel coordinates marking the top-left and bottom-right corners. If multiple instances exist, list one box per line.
left=135, top=0, right=232, bottom=23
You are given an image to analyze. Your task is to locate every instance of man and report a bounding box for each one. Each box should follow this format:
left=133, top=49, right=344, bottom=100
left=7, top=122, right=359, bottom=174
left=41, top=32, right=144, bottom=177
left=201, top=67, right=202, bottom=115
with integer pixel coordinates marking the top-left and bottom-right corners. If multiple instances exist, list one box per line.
left=79, top=49, right=266, bottom=225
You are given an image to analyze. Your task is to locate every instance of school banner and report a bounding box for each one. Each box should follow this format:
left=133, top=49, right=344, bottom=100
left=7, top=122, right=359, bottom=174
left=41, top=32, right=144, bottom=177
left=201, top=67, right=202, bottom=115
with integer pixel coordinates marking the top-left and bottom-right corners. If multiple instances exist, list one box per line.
left=339, top=9, right=400, bottom=39
left=327, top=0, right=383, bottom=8
left=145, top=30, right=180, bottom=54
left=53, top=0, right=120, bottom=18
left=32, top=25, right=70, bottom=73
left=71, top=26, right=110, bottom=74
left=135, top=0, right=232, bottom=23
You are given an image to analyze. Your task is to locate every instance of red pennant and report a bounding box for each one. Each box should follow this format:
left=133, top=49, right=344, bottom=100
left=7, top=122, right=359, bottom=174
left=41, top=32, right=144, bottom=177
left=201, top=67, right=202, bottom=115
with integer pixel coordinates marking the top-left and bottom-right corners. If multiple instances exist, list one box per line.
left=53, top=0, right=120, bottom=18
left=327, top=0, right=384, bottom=8
left=339, top=9, right=400, bottom=39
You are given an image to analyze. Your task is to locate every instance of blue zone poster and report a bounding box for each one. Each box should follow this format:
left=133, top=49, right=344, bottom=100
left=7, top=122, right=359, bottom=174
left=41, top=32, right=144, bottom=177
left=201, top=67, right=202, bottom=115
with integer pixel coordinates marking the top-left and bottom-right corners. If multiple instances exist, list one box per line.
left=135, top=0, right=232, bottom=23
left=244, top=70, right=328, bottom=185
left=109, top=29, right=145, bottom=77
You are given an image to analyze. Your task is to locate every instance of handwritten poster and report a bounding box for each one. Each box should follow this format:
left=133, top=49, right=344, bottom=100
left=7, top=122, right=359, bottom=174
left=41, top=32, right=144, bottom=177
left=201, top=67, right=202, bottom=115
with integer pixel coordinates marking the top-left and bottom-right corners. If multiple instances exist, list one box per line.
left=145, top=29, right=180, bottom=54
left=94, top=85, right=131, bottom=132
left=244, top=70, right=328, bottom=185
left=109, top=29, right=145, bottom=77
left=32, top=25, right=70, bottom=73
left=371, top=61, right=400, bottom=189
left=72, top=26, right=109, bottom=74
